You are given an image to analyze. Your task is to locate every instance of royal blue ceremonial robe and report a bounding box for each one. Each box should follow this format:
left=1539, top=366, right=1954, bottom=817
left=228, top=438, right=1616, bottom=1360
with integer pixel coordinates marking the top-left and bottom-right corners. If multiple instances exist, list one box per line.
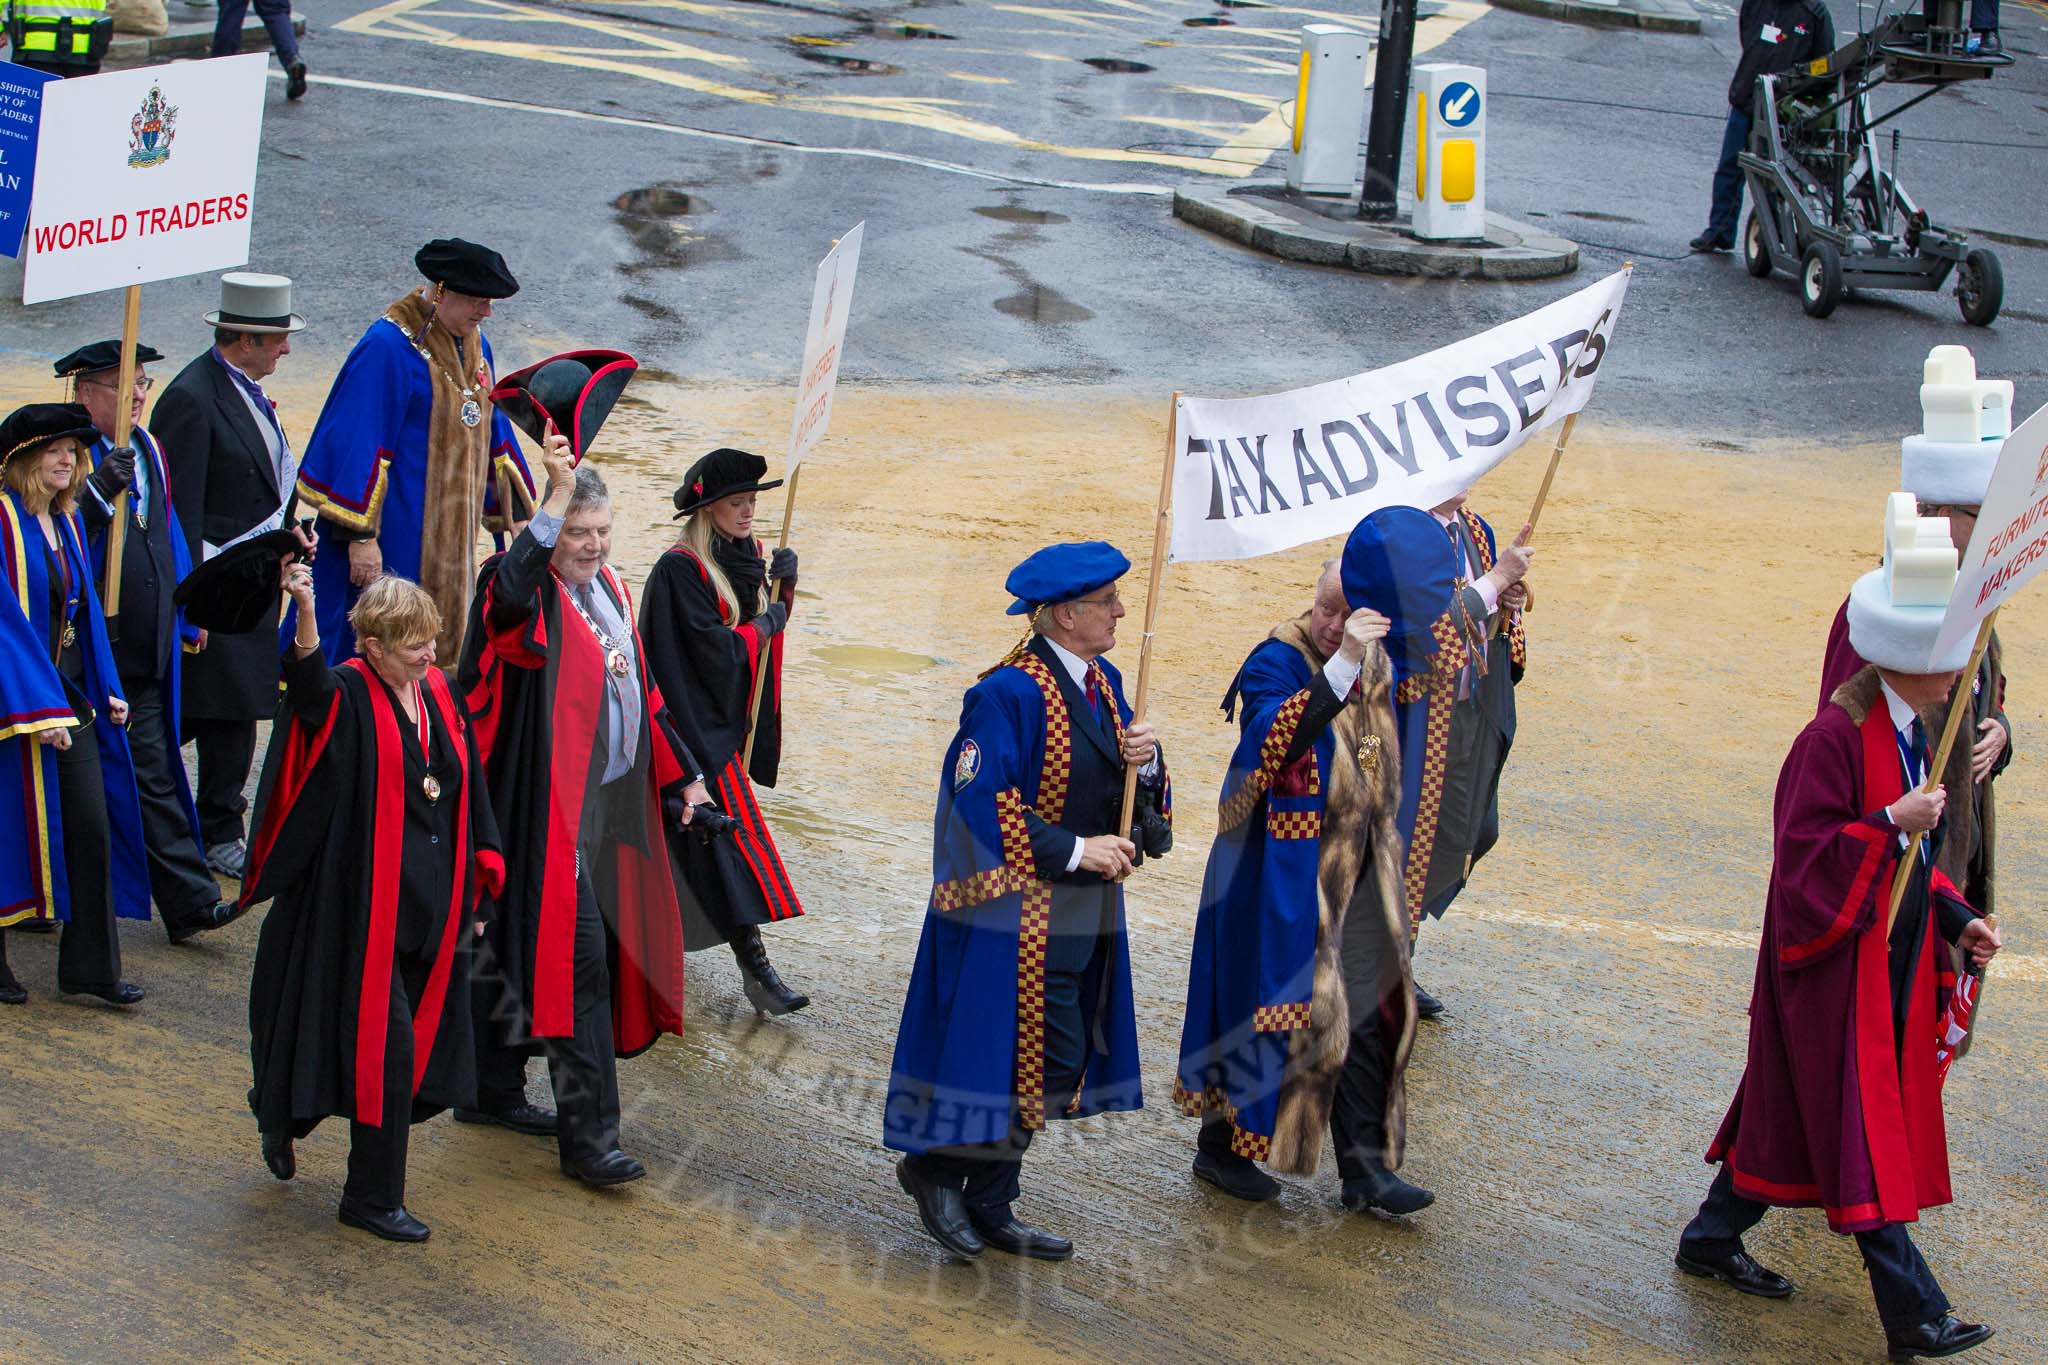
left=295, top=319, right=528, bottom=660
left=81, top=428, right=203, bottom=849
left=884, top=654, right=1145, bottom=1154
left=0, top=490, right=151, bottom=926
left=1176, top=638, right=1329, bottom=1155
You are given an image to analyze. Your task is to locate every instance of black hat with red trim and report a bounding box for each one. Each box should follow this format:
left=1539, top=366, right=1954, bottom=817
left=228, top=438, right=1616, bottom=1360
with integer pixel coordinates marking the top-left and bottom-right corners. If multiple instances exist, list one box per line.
left=672, top=447, right=783, bottom=518
left=490, top=350, right=638, bottom=466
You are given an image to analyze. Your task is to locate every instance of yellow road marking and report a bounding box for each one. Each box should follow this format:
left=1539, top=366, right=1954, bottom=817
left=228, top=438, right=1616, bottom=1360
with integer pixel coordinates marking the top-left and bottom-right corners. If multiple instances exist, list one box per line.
left=988, top=4, right=1140, bottom=33
left=945, top=71, right=1015, bottom=84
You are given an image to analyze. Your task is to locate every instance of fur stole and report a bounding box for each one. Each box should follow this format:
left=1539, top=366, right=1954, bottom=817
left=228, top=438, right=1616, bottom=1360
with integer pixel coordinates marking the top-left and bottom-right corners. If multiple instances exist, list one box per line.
left=1265, top=617, right=1416, bottom=1175
left=386, top=289, right=498, bottom=664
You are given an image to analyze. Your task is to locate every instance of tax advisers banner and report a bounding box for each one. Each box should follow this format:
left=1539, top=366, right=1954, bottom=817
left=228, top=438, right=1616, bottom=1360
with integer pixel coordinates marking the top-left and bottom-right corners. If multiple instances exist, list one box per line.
left=1169, top=267, right=1631, bottom=564
left=22, top=53, right=269, bottom=305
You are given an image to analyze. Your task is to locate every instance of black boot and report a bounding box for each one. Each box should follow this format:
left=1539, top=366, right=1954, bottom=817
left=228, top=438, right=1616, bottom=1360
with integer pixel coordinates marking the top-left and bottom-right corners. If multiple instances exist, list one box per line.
left=0, top=934, right=24, bottom=1007
left=731, top=926, right=808, bottom=1016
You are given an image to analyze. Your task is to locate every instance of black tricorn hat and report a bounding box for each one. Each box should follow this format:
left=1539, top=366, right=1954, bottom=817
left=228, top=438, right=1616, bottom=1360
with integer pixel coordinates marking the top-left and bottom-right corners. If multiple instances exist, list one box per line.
left=673, top=447, right=783, bottom=518
left=415, top=238, right=519, bottom=299
left=489, top=350, right=638, bottom=465
left=1, top=402, right=98, bottom=466
left=172, top=529, right=309, bottom=634
left=54, top=340, right=164, bottom=378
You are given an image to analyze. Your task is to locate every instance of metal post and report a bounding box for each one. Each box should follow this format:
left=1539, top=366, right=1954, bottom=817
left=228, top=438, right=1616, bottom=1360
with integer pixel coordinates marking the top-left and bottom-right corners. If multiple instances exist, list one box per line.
left=1360, top=0, right=1418, bottom=221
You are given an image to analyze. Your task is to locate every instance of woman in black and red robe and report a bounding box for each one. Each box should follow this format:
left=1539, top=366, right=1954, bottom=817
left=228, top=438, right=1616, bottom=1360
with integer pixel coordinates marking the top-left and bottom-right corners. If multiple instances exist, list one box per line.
left=640, top=447, right=808, bottom=1015
left=244, top=568, right=503, bottom=1244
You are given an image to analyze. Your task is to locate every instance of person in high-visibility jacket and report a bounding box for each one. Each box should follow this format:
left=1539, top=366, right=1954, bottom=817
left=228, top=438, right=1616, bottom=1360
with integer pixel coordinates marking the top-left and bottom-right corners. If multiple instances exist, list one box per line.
left=3, top=0, right=112, bottom=77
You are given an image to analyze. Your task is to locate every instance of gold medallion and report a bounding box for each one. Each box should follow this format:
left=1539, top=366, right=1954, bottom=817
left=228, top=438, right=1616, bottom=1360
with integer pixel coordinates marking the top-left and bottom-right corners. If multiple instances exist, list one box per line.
left=607, top=648, right=630, bottom=679
left=422, top=774, right=442, bottom=803
left=1357, top=733, right=1381, bottom=777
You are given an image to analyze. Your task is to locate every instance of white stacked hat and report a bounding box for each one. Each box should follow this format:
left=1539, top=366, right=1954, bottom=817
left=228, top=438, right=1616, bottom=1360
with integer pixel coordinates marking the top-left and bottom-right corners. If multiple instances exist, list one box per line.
left=1847, top=492, right=1971, bottom=673
left=1899, top=345, right=2010, bottom=507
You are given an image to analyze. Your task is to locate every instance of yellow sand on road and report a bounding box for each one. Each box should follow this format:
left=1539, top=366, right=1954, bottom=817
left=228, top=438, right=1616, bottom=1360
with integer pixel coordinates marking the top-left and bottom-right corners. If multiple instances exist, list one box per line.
left=1, top=380, right=2041, bottom=1362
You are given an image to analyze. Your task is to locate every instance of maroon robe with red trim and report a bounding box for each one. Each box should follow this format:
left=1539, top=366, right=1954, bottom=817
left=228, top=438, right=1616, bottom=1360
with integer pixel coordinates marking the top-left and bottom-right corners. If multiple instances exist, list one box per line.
left=1706, top=676, right=1967, bottom=1233
left=244, top=657, right=505, bottom=1134
left=459, top=543, right=689, bottom=1058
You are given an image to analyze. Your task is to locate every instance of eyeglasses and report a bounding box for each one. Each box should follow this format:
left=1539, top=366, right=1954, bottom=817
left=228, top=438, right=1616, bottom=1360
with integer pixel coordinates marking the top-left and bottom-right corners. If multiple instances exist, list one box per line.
left=80, top=375, right=155, bottom=394
left=1067, top=589, right=1123, bottom=610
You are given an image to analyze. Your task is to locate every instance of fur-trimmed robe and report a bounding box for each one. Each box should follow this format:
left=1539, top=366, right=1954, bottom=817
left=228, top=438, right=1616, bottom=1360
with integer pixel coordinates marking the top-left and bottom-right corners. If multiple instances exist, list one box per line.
left=1176, top=618, right=1415, bottom=1175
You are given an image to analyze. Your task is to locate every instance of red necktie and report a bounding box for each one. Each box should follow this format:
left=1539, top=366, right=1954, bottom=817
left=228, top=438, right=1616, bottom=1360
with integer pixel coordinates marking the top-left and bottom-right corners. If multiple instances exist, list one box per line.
left=1084, top=668, right=1101, bottom=716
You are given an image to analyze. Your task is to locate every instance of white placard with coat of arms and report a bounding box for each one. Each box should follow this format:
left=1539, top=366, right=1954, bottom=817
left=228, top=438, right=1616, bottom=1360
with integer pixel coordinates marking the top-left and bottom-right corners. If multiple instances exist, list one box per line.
left=22, top=54, right=268, bottom=306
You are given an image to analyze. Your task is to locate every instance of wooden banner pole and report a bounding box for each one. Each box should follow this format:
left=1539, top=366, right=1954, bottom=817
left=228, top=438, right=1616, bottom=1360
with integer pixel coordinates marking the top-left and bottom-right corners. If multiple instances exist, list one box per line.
left=1524, top=410, right=1577, bottom=536
left=741, top=465, right=802, bottom=773
left=1883, top=611, right=1999, bottom=935
left=1117, top=393, right=1180, bottom=841
left=101, top=284, right=143, bottom=619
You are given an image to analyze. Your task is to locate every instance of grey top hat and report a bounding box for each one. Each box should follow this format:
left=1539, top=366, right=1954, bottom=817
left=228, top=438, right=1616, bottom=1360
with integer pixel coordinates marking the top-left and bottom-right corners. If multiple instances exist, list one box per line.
left=203, top=272, right=306, bottom=334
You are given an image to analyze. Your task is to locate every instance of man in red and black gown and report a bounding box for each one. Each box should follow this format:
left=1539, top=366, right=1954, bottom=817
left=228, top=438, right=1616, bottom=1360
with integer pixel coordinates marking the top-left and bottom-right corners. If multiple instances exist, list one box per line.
left=458, top=441, right=706, bottom=1186
left=1677, top=565, right=2004, bottom=1361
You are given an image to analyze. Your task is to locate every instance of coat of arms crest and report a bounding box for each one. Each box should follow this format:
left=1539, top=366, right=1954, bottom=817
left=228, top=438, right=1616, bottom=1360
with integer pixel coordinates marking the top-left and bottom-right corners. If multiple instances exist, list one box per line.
left=128, top=84, right=178, bottom=170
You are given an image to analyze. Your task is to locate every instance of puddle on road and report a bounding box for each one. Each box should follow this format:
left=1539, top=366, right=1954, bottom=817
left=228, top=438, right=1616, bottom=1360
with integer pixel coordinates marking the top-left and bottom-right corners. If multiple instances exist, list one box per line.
left=1082, top=57, right=1155, bottom=72
left=612, top=184, right=736, bottom=275
left=809, top=644, right=940, bottom=678
left=994, top=284, right=1095, bottom=325
left=788, top=44, right=900, bottom=75
left=1181, top=15, right=1234, bottom=26
left=866, top=21, right=954, bottom=38
left=1566, top=209, right=1645, bottom=225
left=614, top=186, right=695, bottom=218
left=972, top=205, right=1071, bottom=227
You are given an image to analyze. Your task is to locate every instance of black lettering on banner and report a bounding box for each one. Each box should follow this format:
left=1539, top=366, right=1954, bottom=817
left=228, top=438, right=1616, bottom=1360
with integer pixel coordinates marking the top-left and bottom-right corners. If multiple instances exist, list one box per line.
left=1408, top=390, right=1459, bottom=460
left=1574, top=308, right=1611, bottom=378
left=1491, top=348, right=1548, bottom=432
left=1446, top=374, right=1510, bottom=448
left=1545, top=329, right=1589, bottom=391
left=1319, top=420, right=1376, bottom=494
left=1193, top=438, right=1228, bottom=522
left=1236, top=435, right=1290, bottom=513
left=1290, top=429, right=1342, bottom=506
left=1212, top=439, right=1257, bottom=519
left=1359, top=402, right=1422, bottom=477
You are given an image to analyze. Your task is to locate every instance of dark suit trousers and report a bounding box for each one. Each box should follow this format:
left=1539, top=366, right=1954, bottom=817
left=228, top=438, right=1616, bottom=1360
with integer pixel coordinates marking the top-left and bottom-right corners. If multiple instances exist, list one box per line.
left=909, top=960, right=1092, bottom=1226
left=54, top=721, right=123, bottom=992
left=344, top=958, right=429, bottom=1212
left=124, top=679, right=220, bottom=927
left=475, top=865, right=621, bottom=1163
left=1330, top=872, right=1391, bottom=1184
left=187, top=716, right=259, bottom=848
left=1681, top=1165, right=1950, bottom=1331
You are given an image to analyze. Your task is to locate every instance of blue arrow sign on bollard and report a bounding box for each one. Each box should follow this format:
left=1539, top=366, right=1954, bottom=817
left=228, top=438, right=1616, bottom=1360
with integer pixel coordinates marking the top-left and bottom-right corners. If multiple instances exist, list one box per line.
left=1438, top=80, right=1480, bottom=128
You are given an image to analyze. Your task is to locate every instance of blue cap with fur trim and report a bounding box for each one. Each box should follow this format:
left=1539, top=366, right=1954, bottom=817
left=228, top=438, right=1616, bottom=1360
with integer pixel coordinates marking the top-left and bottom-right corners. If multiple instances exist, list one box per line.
left=1005, top=541, right=1131, bottom=615
left=1340, top=507, right=1460, bottom=684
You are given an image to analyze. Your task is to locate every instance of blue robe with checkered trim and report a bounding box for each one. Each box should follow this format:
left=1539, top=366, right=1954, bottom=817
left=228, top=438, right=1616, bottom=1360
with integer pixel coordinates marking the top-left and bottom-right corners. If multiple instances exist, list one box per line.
left=883, top=657, right=1145, bottom=1155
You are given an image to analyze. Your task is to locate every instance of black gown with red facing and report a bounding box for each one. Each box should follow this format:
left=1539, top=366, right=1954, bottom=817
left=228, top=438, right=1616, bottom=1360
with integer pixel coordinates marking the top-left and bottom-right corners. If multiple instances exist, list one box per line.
left=243, top=654, right=504, bottom=1164
left=457, top=534, right=692, bottom=1062
left=639, top=542, right=803, bottom=949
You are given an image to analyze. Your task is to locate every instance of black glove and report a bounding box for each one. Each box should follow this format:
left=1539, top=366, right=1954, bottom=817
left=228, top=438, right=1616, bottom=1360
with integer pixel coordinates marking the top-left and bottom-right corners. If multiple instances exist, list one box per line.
left=769, top=546, right=798, bottom=583
left=1131, top=778, right=1172, bottom=862
left=751, top=601, right=789, bottom=638
left=85, top=445, right=136, bottom=503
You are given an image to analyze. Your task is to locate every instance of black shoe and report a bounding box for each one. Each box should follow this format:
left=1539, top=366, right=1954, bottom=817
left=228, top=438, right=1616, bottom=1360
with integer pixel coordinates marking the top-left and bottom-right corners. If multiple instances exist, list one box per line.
left=1981, top=31, right=2001, bottom=54
left=167, top=900, right=253, bottom=946
left=1886, top=1316, right=1993, bottom=1360
left=1413, top=983, right=1445, bottom=1020
left=733, top=927, right=809, bottom=1016
left=1193, top=1149, right=1282, bottom=1202
left=0, top=974, right=24, bottom=1006
left=560, top=1149, right=646, bottom=1186
left=1690, top=233, right=1732, bottom=253
left=1340, top=1162, right=1435, bottom=1216
left=970, top=1214, right=1073, bottom=1261
left=895, top=1158, right=983, bottom=1259
left=62, top=980, right=145, bottom=1007
left=339, top=1198, right=430, bottom=1243
left=455, top=1101, right=558, bottom=1137
left=285, top=60, right=308, bottom=100
left=1674, top=1245, right=1795, bottom=1298
left=14, top=917, right=55, bottom=934
left=261, top=1130, right=295, bottom=1181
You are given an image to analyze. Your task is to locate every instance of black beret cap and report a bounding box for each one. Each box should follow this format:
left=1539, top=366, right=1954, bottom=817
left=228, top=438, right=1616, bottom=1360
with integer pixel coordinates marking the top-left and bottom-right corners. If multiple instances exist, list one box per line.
left=415, top=238, right=520, bottom=299
left=172, top=528, right=309, bottom=634
left=54, top=340, right=164, bottom=378
left=1, top=403, right=98, bottom=466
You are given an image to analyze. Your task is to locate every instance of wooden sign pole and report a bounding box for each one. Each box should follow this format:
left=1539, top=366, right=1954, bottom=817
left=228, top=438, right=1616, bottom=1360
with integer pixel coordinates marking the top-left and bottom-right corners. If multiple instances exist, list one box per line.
left=1882, top=611, right=1999, bottom=935
left=1117, top=393, right=1180, bottom=841
left=741, top=466, right=802, bottom=772
left=100, top=284, right=143, bottom=619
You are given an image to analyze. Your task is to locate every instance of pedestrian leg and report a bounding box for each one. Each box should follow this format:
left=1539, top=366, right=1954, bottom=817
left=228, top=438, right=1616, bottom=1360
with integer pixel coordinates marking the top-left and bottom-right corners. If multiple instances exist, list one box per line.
left=53, top=723, right=124, bottom=995
left=124, top=680, right=221, bottom=934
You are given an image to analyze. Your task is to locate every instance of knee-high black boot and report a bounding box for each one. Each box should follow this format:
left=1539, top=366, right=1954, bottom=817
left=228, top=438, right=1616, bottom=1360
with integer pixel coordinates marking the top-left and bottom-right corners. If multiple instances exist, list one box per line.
left=731, top=926, right=808, bottom=1016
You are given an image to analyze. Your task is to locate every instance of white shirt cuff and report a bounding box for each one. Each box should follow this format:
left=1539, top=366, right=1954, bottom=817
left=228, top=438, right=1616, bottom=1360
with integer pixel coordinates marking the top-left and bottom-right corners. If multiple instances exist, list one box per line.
left=1473, top=573, right=1502, bottom=616
left=1323, top=651, right=1362, bottom=699
left=1065, top=833, right=1085, bottom=873
left=528, top=506, right=564, bottom=547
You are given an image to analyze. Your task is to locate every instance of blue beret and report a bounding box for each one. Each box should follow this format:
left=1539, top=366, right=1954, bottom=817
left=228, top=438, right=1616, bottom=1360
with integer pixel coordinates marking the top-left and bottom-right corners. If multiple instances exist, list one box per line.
left=1340, top=507, right=1460, bottom=684
left=1005, top=541, right=1131, bottom=615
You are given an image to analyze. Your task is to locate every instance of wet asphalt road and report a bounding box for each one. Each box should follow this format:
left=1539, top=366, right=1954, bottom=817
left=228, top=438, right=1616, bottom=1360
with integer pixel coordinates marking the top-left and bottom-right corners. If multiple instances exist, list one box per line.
left=2, top=0, right=2046, bottom=437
